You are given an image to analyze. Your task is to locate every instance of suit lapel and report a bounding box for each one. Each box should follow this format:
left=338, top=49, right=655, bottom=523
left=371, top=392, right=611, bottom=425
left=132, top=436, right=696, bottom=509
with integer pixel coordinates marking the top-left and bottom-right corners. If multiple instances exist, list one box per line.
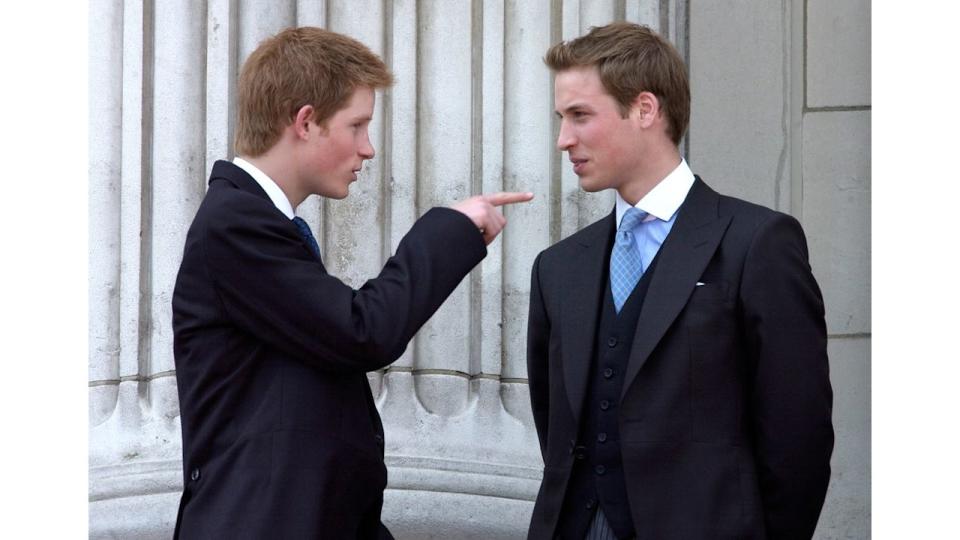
left=620, top=178, right=732, bottom=401
left=560, top=211, right=615, bottom=425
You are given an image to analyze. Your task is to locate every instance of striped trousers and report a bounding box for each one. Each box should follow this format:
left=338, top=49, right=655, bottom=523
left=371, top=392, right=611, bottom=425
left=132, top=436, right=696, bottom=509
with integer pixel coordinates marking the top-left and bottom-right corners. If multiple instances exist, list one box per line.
left=584, top=508, right=633, bottom=540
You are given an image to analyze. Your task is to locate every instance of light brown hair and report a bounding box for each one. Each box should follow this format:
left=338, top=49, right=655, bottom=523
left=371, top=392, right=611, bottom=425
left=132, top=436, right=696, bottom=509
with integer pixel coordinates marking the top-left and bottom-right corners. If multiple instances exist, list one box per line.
left=544, top=21, right=689, bottom=146
left=235, top=26, right=394, bottom=156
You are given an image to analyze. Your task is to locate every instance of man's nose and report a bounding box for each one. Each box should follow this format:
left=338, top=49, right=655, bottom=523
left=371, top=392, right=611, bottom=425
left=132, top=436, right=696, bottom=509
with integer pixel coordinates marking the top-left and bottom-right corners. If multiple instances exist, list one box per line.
left=556, top=122, right=575, bottom=151
left=359, top=135, right=375, bottom=159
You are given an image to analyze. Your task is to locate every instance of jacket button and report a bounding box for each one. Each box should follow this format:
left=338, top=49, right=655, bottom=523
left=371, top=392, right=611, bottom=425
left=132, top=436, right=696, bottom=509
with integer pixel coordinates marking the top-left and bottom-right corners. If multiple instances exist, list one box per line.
left=595, top=465, right=606, bottom=476
left=603, top=368, right=614, bottom=379
left=586, top=499, right=596, bottom=510
left=374, top=434, right=384, bottom=447
left=607, top=337, right=617, bottom=347
left=597, top=432, right=607, bottom=443
left=190, top=468, right=200, bottom=482
left=600, top=400, right=610, bottom=411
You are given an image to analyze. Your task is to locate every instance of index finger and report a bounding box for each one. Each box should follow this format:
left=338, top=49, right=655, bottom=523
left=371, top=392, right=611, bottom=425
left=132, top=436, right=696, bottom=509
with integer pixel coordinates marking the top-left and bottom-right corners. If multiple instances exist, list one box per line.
left=483, top=191, right=535, bottom=207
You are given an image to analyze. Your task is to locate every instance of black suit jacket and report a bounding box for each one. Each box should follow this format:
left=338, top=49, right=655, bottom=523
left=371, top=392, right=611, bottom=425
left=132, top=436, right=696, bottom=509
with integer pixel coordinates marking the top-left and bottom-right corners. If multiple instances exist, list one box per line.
left=527, top=178, right=833, bottom=539
left=172, top=161, right=486, bottom=539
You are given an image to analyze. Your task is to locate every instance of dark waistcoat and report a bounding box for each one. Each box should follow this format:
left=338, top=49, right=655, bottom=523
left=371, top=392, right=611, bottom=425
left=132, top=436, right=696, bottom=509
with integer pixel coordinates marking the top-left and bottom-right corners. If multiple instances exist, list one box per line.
left=555, top=253, right=661, bottom=540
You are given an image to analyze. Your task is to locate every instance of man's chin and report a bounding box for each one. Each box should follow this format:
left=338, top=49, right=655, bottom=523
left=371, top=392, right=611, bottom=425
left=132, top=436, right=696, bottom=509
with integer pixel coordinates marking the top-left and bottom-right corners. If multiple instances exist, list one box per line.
left=317, top=184, right=351, bottom=200
left=578, top=177, right=606, bottom=193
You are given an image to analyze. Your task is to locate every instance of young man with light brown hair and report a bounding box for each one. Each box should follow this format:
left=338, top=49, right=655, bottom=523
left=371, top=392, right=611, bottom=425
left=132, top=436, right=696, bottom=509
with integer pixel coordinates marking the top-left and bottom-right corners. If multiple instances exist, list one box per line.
left=526, top=22, right=833, bottom=539
left=172, top=26, right=531, bottom=539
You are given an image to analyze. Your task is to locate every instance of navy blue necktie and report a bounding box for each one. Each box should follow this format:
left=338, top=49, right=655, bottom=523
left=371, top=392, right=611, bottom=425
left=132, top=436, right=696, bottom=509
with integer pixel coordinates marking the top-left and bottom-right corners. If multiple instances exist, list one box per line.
left=291, top=216, right=321, bottom=261
left=610, top=207, right=647, bottom=312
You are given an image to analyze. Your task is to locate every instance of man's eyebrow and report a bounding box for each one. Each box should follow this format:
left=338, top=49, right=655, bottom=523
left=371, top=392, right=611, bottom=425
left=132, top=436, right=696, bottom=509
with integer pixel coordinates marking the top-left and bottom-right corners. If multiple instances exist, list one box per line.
left=555, top=104, right=590, bottom=117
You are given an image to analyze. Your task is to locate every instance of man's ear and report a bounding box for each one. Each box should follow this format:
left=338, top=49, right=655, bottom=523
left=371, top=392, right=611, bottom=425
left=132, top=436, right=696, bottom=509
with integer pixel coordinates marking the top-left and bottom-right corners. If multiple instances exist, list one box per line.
left=292, top=104, right=316, bottom=140
left=631, top=91, right=660, bottom=128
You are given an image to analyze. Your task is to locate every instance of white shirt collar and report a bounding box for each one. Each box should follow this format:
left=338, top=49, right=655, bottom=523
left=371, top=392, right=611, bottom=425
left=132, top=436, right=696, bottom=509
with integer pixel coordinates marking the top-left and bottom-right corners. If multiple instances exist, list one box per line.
left=615, top=158, right=695, bottom=228
left=233, top=157, right=296, bottom=219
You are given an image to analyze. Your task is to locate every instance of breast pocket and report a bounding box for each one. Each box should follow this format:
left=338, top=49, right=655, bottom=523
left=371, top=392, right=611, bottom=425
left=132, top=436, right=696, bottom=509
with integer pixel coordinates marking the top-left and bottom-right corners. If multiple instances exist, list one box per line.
left=688, top=280, right=730, bottom=303
left=682, top=280, right=734, bottom=330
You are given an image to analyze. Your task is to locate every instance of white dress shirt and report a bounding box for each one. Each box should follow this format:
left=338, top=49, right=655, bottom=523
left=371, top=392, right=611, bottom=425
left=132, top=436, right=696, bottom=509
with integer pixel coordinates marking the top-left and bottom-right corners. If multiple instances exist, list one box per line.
left=233, top=157, right=296, bottom=219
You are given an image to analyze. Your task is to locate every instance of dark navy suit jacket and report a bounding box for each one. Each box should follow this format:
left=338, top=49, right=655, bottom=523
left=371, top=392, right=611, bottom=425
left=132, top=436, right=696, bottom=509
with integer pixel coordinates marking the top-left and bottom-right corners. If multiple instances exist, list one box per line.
left=172, top=160, right=486, bottom=539
left=527, top=178, right=834, bottom=539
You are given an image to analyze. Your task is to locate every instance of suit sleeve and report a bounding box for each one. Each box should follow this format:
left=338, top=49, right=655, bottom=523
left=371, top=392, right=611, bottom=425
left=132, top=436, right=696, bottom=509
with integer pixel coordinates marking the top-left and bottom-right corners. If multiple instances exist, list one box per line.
left=740, top=212, right=834, bottom=539
left=202, top=195, right=486, bottom=374
left=527, top=252, right=551, bottom=459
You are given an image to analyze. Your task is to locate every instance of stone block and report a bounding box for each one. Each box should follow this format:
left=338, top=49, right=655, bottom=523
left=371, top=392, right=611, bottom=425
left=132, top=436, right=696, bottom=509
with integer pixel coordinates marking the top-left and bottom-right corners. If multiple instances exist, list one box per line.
left=815, top=336, right=870, bottom=539
left=383, top=489, right=532, bottom=539
left=807, top=0, right=871, bottom=108
left=802, top=110, right=870, bottom=335
left=90, top=492, right=180, bottom=539
left=689, top=1, right=787, bottom=208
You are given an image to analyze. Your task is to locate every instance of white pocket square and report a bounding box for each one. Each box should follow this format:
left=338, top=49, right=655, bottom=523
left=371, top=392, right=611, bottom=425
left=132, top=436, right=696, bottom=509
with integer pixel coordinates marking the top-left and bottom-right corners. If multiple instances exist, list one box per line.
left=695, top=281, right=706, bottom=286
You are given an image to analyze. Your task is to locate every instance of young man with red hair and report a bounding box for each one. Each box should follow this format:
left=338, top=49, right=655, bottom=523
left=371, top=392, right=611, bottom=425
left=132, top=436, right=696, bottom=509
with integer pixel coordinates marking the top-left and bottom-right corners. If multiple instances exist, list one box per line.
left=172, top=27, right=531, bottom=539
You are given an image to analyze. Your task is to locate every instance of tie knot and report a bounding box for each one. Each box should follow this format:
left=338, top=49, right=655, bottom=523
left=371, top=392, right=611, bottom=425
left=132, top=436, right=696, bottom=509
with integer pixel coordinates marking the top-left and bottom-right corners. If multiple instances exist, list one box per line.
left=619, top=207, right=647, bottom=232
left=291, top=216, right=312, bottom=236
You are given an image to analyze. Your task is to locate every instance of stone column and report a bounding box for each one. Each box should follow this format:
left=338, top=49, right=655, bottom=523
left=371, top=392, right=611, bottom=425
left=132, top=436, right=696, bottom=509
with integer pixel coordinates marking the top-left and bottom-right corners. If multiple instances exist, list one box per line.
left=89, top=0, right=199, bottom=536
left=88, top=2, right=684, bottom=538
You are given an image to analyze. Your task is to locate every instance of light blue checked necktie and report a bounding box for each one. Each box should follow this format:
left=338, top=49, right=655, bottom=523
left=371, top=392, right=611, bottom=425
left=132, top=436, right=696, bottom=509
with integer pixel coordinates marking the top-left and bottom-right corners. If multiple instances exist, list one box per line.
left=610, top=207, right=648, bottom=312
left=292, top=216, right=322, bottom=261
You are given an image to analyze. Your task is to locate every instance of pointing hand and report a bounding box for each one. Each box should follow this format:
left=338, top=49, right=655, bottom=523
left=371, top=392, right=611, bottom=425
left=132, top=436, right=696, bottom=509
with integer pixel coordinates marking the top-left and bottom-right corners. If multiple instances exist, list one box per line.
left=451, top=191, right=535, bottom=245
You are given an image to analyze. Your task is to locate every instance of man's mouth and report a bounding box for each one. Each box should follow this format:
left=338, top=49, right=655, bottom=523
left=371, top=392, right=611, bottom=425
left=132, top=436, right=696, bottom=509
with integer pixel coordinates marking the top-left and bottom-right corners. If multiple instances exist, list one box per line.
left=570, top=158, right=587, bottom=175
